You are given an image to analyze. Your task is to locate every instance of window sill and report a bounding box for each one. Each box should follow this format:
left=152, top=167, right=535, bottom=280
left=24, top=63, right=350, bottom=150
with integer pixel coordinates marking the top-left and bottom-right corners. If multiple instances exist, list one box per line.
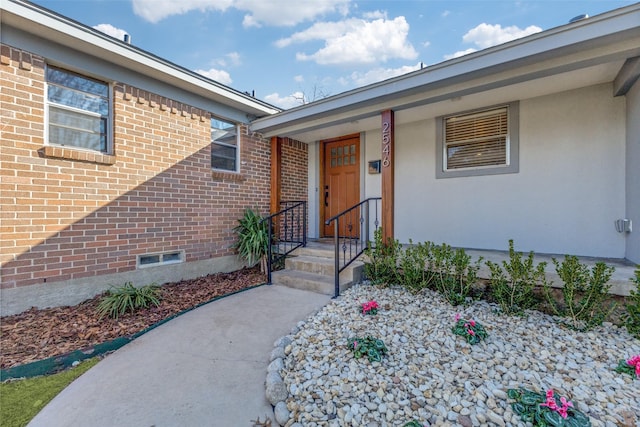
left=41, top=146, right=116, bottom=165
left=211, top=170, right=245, bottom=182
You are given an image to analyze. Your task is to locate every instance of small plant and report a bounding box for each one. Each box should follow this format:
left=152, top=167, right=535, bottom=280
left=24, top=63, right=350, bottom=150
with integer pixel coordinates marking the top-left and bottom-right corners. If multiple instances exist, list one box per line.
left=452, top=313, right=488, bottom=344
left=508, top=388, right=591, bottom=426
left=428, top=243, right=481, bottom=306
left=350, top=336, right=387, bottom=362
left=544, top=256, right=615, bottom=331
left=399, top=240, right=434, bottom=292
left=364, top=228, right=402, bottom=286
left=623, top=267, right=640, bottom=339
left=97, top=282, right=161, bottom=319
left=402, top=422, right=424, bottom=427
left=233, top=208, right=269, bottom=273
left=487, top=240, right=547, bottom=315
left=615, top=354, right=640, bottom=379
left=361, top=300, right=379, bottom=315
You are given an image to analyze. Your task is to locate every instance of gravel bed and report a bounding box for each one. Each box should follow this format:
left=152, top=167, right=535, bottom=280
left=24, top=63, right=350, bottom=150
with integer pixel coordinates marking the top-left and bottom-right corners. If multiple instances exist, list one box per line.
left=268, top=283, right=640, bottom=427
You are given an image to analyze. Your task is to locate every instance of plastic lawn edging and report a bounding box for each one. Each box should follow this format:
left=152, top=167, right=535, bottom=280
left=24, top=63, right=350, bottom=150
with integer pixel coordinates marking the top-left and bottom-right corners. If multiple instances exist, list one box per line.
left=1, top=283, right=266, bottom=381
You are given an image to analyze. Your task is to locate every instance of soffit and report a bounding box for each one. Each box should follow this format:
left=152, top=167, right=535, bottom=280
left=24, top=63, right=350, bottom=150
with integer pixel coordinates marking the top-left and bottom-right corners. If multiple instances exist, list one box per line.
left=261, top=60, right=626, bottom=143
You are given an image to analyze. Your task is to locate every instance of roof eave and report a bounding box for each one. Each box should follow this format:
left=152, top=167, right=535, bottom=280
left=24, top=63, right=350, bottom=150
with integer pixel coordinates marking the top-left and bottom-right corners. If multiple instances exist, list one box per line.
left=250, top=2, right=640, bottom=134
left=1, top=0, right=281, bottom=117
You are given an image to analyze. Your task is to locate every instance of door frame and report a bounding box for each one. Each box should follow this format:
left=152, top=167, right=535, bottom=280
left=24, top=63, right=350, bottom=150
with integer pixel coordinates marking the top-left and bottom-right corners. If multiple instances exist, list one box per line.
left=319, top=133, right=361, bottom=237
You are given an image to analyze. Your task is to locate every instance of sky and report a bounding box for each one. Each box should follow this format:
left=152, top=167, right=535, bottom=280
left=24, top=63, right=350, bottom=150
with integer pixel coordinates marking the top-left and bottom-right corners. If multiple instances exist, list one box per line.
left=32, top=0, right=635, bottom=110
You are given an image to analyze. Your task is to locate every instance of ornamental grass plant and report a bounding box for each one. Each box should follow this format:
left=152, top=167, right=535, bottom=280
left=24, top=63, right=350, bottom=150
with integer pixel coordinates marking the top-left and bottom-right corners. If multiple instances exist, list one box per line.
left=96, top=282, right=161, bottom=319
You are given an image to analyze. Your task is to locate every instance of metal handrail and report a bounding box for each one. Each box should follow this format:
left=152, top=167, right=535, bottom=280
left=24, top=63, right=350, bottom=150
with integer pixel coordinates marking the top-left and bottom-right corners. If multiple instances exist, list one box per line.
left=264, top=201, right=307, bottom=284
left=324, top=197, right=381, bottom=298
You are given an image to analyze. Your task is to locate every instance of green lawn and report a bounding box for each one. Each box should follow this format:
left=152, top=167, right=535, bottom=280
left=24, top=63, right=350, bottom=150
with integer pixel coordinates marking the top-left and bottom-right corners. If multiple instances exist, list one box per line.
left=1, top=358, right=99, bottom=427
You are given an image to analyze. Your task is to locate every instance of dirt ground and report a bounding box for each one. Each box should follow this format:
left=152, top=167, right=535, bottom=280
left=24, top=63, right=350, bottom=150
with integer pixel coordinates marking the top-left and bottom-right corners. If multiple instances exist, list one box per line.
left=1, top=267, right=265, bottom=369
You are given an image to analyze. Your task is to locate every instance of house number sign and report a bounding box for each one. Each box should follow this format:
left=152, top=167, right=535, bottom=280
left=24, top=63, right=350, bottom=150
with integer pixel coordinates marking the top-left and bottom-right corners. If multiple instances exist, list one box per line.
left=382, top=121, right=391, bottom=168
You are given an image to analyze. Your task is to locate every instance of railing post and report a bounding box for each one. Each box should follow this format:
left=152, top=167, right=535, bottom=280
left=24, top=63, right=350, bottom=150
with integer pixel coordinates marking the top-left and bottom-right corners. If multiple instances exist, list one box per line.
left=334, top=218, right=340, bottom=298
left=303, top=202, right=307, bottom=246
left=267, top=216, right=273, bottom=285
left=365, top=199, right=370, bottom=248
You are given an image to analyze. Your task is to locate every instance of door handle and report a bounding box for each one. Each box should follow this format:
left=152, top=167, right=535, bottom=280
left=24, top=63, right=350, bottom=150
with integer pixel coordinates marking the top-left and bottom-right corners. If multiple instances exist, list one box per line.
left=324, top=186, right=329, bottom=207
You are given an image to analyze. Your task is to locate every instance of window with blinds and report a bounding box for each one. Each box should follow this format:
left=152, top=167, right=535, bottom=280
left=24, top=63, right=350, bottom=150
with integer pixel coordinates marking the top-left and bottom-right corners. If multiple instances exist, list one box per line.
left=444, top=106, right=508, bottom=170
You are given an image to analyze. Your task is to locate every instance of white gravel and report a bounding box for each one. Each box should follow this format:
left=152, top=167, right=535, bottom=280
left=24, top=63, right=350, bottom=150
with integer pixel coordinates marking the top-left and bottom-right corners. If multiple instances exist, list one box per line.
left=272, top=283, right=640, bottom=427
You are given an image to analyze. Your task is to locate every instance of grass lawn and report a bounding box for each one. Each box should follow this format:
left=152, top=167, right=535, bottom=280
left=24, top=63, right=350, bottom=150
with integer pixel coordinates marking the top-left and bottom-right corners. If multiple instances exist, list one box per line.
left=0, top=358, right=99, bottom=427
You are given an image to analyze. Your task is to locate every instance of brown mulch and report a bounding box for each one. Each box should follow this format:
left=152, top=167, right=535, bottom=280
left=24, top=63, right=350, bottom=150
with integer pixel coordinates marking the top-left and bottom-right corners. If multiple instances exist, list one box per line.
left=0, top=267, right=265, bottom=370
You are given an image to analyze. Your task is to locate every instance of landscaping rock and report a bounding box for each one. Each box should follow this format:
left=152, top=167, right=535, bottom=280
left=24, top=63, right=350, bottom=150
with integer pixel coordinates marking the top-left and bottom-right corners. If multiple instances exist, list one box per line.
left=273, top=401, right=290, bottom=426
left=268, top=284, right=640, bottom=426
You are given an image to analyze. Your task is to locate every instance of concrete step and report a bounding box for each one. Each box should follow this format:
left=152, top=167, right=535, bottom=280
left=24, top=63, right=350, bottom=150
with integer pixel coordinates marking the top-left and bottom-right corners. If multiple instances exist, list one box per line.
left=271, top=270, right=354, bottom=296
left=285, top=255, right=363, bottom=282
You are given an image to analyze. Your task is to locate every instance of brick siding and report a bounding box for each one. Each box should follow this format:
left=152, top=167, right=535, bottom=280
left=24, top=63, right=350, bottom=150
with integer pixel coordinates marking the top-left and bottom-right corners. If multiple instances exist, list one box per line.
left=281, top=138, right=308, bottom=202
left=0, top=44, right=303, bottom=292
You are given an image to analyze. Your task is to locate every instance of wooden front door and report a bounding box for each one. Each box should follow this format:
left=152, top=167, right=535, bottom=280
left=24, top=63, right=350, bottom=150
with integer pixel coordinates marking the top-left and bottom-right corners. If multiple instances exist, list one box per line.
left=322, top=135, right=360, bottom=237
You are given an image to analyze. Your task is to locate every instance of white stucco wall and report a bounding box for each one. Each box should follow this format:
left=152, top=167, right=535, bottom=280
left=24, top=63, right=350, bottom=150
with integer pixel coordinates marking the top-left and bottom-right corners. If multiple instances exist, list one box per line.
left=386, top=83, right=626, bottom=257
left=626, top=80, right=640, bottom=263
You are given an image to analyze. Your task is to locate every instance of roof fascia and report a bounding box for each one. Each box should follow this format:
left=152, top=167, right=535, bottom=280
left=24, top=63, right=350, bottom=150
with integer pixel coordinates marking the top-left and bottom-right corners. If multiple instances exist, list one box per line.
left=1, top=0, right=281, bottom=117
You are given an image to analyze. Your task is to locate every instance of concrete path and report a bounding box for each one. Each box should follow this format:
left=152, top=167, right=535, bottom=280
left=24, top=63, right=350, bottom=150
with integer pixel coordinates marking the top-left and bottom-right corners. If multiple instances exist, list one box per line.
left=28, top=285, right=331, bottom=427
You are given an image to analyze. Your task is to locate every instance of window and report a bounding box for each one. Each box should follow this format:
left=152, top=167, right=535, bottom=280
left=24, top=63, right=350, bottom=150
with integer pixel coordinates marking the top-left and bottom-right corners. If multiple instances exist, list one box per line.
left=138, top=251, right=184, bottom=268
left=46, top=66, right=110, bottom=153
left=436, top=102, right=519, bottom=178
left=211, top=117, right=238, bottom=172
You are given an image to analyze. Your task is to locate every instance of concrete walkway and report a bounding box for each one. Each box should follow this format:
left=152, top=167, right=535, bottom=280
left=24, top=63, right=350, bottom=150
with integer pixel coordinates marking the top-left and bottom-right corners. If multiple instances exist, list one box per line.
left=28, top=285, right=331, bottom=427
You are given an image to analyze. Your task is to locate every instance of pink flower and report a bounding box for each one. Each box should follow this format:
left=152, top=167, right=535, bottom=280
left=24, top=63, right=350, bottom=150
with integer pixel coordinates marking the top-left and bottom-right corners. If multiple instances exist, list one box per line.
left=467, top=329, right=475, bottom=336
left=353, top=341, right=358, bottom=349
left=469, top=320, right=476, bottom=327
left=454, top=313, right=461, bottom=322
left=560, top=397, right=572, bottom=408
left=627, top=354, right=640, bottom=378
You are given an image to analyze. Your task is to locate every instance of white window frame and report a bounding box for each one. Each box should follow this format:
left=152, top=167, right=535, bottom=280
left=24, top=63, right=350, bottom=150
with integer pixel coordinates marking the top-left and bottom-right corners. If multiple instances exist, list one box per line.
left=45, top=65, right=112, bottom=154
left=211, top=117, right=240, bottom=173
left=436, top=101, right=519, bottom=178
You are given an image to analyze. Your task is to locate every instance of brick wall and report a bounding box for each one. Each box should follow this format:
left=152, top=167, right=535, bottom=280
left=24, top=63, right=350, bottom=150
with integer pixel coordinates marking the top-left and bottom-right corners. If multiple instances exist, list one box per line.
left=281, top=138, right=308, bottom=202
left=0, top=44, right=273, bottom=293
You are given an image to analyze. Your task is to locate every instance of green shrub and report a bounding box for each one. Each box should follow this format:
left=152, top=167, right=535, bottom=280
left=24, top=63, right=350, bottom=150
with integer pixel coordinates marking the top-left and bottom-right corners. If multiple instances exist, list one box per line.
left=363, top=228, right=401, bottom=286
left=428, top=243, right=481, bottom=306
left=623, top=267, right=640, bottom=339
left=233, top=208, right=269, bottom=272
left=544, top=256, right=615, bottom=331
left=487, top=240, right=546, bottom=315
left=97, top=282, right=161, bottom=319
left=399, top=240, right=434, bottom=292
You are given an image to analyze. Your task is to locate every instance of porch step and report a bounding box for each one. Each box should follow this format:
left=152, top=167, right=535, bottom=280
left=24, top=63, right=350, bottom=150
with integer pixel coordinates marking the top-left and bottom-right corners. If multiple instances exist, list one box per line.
left=271, top=241, right=364, bottom=296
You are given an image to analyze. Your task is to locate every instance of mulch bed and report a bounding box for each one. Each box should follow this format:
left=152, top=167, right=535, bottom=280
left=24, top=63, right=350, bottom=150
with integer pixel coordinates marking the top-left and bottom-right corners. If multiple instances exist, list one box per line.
left=1, top=267, right=265, bottom=370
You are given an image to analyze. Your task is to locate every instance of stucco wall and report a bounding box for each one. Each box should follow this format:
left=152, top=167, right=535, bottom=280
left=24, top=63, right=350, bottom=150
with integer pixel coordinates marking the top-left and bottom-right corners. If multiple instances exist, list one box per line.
left=626, top=80, right=640, bottom=263
left=385, top=83, right=626, bottom=257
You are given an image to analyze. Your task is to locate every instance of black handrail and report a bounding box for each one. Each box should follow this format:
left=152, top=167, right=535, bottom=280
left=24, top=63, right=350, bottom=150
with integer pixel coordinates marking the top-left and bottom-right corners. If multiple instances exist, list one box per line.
left=325, top=197, right=381, bottom=298
left=264, top=201, right=307, bottom=284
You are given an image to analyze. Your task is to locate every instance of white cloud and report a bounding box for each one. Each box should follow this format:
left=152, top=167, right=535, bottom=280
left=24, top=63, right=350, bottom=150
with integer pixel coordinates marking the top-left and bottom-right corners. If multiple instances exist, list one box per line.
left=422, top=41, right=431, bottom=48
left=194, top=68, right=233, bottom=85
left=277, top=16, right=417, bottom=66
left=264, top=92, right=305, bottom=109
left=462, top=23, right=542, bottom=49
left=344, top=63, right=422, bottom=87
left=443, top=48, right=477, bottom=60
left=131, top=0, right=350, bottom=26
left=441, top=10, right=450, bottom=18
left=362, top=10, right=386, bottom=20
left=215, top=52, right=242, bottom=67
left=294, top=75, right=305, bottom=83
left=93, top=24, right=128, bottom=41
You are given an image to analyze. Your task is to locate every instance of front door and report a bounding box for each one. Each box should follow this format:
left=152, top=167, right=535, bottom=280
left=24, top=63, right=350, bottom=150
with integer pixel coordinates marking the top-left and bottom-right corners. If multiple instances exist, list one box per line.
left=322, top=135, right=360, bottom=237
